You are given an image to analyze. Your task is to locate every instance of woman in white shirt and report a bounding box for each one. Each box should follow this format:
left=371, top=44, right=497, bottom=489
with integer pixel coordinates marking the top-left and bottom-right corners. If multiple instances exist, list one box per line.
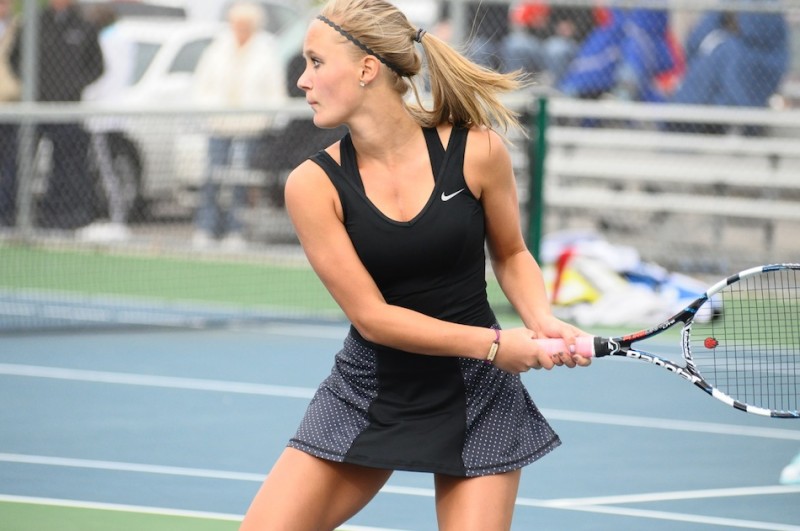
left=192, top=1, right=288, bottom=249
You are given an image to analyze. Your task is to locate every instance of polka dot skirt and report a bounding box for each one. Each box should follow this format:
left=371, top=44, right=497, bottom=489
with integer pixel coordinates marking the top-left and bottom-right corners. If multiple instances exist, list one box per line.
left=288, top=332, right=561, bottom=477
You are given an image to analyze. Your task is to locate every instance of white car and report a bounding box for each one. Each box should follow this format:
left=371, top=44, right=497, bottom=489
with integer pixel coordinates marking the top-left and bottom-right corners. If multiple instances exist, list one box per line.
left=79, top=18, right=223, bottom=220
left=108, top=2, right=441, bottom=219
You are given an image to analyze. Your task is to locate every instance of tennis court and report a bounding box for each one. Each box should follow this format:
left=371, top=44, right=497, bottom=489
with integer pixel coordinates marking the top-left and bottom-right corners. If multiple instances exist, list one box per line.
left=2, top=319, right=799, bottom=531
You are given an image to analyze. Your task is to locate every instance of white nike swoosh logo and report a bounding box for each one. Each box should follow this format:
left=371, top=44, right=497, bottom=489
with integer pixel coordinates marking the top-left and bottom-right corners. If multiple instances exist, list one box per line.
left=441, top=188, right=465, bottom=202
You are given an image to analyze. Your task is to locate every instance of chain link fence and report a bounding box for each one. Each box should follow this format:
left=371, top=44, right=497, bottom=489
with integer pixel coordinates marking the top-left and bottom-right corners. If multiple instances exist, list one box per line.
left=1, top=0, right=799, bottom=331
left=450, top=0, right=798, bottom=107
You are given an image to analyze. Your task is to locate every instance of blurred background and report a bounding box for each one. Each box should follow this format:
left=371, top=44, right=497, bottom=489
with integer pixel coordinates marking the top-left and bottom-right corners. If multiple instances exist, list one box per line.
left=1, top=0, right=799, bottom=334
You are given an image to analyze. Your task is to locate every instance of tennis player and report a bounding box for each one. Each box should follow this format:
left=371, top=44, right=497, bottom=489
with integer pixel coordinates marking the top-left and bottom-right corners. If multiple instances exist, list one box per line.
left=240, top=1, right=590, bottom=529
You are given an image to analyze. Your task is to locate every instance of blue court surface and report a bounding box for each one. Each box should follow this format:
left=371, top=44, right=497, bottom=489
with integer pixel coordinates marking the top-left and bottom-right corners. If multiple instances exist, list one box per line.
left=1, top=323, right=799, bottom=530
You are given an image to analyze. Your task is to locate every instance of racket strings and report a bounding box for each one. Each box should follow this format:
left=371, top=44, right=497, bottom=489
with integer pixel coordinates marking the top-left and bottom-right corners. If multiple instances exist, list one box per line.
left=688, top=266, right=799, bottom=415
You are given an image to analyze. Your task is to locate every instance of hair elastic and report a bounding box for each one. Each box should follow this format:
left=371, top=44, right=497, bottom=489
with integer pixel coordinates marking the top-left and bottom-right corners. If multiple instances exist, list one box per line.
left=414, top=28, right=426, bottom=43
left=316, top=15, right=407, bottom=77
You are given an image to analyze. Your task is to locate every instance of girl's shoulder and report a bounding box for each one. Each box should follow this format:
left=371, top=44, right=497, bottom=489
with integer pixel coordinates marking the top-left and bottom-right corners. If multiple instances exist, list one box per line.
left=464, top=125, right=510, bottom=162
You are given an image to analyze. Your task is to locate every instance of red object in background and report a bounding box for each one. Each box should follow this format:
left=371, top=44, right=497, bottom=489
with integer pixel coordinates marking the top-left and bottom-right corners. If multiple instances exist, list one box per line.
left=593, top=6, right=612, bottom=27
left=510, top=1, right=550, bottom=28
left=655, top=31, right=687, bottom=96
left=551, top=246, right=577, bottom=304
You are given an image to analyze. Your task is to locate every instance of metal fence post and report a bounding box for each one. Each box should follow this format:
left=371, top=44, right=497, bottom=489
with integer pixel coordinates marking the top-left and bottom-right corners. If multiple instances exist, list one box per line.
left=14, top=0, right=40, bottom=239
left=527, top=96, right=548, bottom=262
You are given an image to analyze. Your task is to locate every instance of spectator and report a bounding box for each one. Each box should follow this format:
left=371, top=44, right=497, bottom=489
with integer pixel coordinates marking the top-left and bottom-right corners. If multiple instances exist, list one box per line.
left=464, top=1, right=510, bottom=71
left=670, top=9, right=789, bottom=135
left=79, top=5, right=136, bottom=242
left=498, top=1, right=550, bottom=76
left=558, top=8, right=679, bottom=103
left=10, top=0, right=104, bottom=230
left=191, top=1, right=288, bottom=250
left=547, top=6, right=597, bottom=83
left=0, top=0, right=19, bottom=227
left=498, top=2, right=594, bottom=84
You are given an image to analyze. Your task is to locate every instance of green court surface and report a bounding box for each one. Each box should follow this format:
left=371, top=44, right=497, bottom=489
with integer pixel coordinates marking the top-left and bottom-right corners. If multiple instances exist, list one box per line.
left=0, top=243, right=513, bottom=329
left=0, top=501, right=238, bottom=531
left=0, top=244, right=338, bottom=313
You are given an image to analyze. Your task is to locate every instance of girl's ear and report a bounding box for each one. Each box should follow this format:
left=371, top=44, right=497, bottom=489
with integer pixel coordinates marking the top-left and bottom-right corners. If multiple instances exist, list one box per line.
left=360, top=55, right=381, bottom=85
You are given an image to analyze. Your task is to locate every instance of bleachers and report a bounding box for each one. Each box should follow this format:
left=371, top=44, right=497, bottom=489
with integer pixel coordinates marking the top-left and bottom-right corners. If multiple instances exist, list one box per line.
left=537, top=97, right=800, bottom=271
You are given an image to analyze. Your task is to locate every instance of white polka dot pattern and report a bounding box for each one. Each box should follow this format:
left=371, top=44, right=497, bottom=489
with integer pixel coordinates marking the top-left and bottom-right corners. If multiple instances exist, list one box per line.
left=289, top=334, right=378, bottom=462
left=458, top=358, right=560, bottom=477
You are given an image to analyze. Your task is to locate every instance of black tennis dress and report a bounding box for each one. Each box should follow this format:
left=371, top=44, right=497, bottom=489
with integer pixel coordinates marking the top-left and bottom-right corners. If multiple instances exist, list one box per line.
left=287, top=126, right=560, bottom=477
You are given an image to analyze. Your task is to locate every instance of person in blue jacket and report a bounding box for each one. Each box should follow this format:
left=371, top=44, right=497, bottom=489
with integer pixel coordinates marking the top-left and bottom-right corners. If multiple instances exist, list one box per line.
left=558, top=8, right=676, bottom=103
left=670, top=8, right=788, bottom=134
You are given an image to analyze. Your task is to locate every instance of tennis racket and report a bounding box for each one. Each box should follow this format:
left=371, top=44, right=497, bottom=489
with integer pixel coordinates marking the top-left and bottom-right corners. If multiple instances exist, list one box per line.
left=538, top=263, right=800, bottom=418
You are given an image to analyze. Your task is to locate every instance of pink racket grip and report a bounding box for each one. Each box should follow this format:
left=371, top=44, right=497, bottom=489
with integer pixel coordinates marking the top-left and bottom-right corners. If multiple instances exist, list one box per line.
left=535, top=336, right=596, bottom=358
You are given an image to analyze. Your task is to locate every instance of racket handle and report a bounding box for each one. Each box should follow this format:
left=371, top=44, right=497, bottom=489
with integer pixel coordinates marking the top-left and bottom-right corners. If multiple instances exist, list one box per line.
left=535, top=336, right=596, bottom=358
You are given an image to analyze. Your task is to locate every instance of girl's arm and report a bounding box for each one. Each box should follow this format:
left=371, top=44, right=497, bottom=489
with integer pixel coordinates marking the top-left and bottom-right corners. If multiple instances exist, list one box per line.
left=284, top=151, right=572, bottom=373
left=465, top=127, right=589, bottom=355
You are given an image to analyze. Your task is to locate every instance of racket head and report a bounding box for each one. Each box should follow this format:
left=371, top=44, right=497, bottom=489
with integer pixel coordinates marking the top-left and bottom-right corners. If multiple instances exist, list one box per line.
left=684, top=264, right=800, bottom=418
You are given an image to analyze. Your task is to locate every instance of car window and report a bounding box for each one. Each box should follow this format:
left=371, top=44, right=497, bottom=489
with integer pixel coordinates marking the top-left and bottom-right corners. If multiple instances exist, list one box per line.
left=169, top=38, right=214, bottom=74
left=131, top=42, right=161, bottom=85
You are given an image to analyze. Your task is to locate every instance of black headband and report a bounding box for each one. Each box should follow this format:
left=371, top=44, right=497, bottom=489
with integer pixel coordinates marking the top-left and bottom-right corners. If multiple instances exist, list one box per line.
left=316, top=14, right=409, bottom=77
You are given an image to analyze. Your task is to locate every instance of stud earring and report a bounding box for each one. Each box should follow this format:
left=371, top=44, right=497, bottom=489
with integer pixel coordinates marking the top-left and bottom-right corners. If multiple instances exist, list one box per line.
left=359, top=81, right=366, bottom=87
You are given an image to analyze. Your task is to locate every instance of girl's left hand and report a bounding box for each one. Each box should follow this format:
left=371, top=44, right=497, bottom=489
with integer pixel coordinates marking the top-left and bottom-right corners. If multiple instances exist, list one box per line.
left=534, top=315, right=592, bottom=368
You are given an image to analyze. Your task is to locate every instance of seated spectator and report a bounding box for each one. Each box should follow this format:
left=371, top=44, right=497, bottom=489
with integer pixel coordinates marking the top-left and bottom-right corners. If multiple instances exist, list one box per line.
left=463, top=1, right=510, bottom=72
left=498, top=1, right=594, bottom=84
left=191, top=1, right=287, bottom=250
left=558, top=8, right=680, bottom=103
left=498, top=2, right=550, bottom=77
left=547, top=6, right=596, bottom=83
left=670, top=9, right=789, bottom=135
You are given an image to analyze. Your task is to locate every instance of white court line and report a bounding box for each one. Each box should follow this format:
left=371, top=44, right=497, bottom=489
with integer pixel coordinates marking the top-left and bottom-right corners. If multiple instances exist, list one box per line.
left=0, top=495, right=408, bottom=531
left=1, top=362, right=798, bottom=441
left=538, top=484, right=800, bottom=507
left=0, top=453, right=265, bottom=482
left=542, top=408, right=800, bottom=441
left=0, top=363, right=315, bottom=399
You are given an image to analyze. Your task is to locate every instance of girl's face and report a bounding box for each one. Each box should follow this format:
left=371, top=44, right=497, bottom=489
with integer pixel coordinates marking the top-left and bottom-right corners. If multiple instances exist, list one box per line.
left=298, top=20, right=365, bottom=129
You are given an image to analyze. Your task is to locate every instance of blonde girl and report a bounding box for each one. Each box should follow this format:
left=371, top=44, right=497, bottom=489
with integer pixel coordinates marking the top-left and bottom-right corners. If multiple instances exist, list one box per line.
left=240, top=1, right=590, bottom=529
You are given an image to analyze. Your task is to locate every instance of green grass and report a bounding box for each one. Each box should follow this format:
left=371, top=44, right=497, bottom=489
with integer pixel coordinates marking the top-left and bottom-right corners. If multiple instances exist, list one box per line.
left=0, top=243, right=516, bottom=322
left=0, top=502, right=239, bottom=531
left=0, top=244, right=339, bottom=314
left=0, top=500, right=386, bottom=531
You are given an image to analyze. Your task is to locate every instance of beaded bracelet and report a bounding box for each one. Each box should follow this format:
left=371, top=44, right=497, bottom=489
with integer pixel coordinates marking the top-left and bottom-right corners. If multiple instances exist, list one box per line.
left=486, top=327, right=500, bottom=363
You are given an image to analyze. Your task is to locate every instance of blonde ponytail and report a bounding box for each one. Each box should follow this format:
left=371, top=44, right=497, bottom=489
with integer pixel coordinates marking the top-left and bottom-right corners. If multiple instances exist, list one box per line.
left=319, top=0, right=528, bottom=134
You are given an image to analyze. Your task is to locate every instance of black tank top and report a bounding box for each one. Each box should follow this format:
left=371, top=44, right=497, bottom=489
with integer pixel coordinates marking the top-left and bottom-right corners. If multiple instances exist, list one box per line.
left=310, top=126, right=496, bottom=335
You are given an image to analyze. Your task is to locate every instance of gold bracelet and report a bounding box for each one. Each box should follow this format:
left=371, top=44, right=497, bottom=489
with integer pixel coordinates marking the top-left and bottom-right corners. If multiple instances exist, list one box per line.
left=486, top=327, right=500, bottom=363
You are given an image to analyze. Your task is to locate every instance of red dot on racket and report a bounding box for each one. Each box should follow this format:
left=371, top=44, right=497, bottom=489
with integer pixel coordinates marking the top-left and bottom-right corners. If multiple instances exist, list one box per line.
left=704, top=337, right=719, bottom=349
